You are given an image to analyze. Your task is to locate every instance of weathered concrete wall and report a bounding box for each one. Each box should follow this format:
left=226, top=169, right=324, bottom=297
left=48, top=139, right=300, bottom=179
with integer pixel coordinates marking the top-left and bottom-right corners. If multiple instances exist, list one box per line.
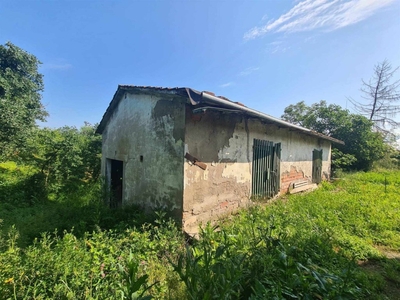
left=100, top=92, right=331, bottom=232
left=100, top=91, right=185, bottom=217
left=183, top=108, right=331, bottom=234
left=183, top=109, right=251, bottom=234
left=246, top=118, right=331, bottom=193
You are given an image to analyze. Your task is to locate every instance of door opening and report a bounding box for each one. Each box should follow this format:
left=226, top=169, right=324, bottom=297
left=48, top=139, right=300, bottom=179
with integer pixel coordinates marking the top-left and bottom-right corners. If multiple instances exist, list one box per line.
left=312, top=149, right=323, bottom=184
left=109, top=159, right=123, bottom=208
left=252, top=139, right=281, bottom=199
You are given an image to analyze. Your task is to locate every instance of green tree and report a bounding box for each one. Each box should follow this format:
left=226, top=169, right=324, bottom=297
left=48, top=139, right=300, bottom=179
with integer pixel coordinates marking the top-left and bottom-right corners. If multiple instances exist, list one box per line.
left=23, top=123, right=101, bottom=201
left=282, top=101, right=387, bottom=171
left=0, top=42, right=47, bottom=159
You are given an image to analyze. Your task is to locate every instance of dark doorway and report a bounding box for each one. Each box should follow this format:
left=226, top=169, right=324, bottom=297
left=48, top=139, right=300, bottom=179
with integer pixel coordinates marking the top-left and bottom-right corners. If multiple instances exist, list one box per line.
left=110, top=159, right=123, bottom=208
left=312, top=149, right=323, bottom=184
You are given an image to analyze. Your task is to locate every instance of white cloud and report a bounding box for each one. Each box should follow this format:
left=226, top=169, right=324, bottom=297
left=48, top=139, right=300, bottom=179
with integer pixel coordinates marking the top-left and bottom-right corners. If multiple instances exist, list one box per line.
left=271, top=46, right=291, bottom=54
left=238, top=67, right=260, bottom=76
left=244, top=0, right=395, bottom=40
left=269, top=41, right=283, bottom=46
left=261, top=14, right=269, bottom=21
left=220, top=82, right=234, bottom=88
left=42, top=63, right=72, bottom=70
left=303, top=34, right=319, bottom=43
left=267, top=40, right=292, bottom=54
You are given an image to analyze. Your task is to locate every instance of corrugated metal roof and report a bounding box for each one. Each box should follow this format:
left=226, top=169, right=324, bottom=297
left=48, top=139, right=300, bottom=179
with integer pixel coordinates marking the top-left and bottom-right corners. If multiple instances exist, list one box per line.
left=96, top=85, right=344, bottom=145
left=118, top=85, right=184, bottom=91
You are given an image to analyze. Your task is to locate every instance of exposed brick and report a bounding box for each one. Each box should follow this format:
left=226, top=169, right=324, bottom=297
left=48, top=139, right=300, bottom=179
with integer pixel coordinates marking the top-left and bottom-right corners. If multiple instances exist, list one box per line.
left=280, top=166, right=308, bottom=195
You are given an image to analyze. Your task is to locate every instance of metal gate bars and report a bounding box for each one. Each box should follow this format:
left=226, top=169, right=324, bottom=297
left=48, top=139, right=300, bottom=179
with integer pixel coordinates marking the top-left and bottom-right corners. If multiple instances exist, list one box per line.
left=252, top=139, right=281, bottom=199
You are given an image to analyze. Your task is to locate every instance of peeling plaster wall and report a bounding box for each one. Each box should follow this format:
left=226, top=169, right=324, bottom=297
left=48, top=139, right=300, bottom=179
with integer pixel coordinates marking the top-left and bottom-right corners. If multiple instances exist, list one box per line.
left=100, top=93, right=331, bottom=232
left=183, top=109, right=251, bottom=234
left=100, top=92, right=185, bottom=217
left=183, top=109, right=331, bottom=234
left=246, top=119, right=331, bottom=183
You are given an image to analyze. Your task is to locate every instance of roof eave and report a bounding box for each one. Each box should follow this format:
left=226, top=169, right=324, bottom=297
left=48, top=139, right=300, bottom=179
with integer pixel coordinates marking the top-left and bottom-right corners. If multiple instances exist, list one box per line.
left=198, top=91, right=344, bottom=145
left=96, top=85, right=126, bottom=134
left=96, top=85, right=345, bottom=145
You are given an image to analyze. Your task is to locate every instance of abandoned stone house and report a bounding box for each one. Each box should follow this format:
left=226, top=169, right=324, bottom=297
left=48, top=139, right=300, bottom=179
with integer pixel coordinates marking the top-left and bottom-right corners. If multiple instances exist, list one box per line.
left=96, top=85, right=343, bottom=234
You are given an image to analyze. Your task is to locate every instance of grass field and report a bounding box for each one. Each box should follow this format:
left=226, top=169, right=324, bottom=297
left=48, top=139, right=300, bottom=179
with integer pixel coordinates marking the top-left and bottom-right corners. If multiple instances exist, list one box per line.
left=1, top=169, right=399, bottom=299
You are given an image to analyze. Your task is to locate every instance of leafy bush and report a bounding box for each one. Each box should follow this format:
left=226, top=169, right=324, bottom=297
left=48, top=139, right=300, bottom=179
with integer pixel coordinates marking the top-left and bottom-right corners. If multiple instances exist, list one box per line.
left=0, top=217, right=184, bottom=299
left=0, top=162, right=46, bottom=206
left=1, top=170, right=399, bottom=299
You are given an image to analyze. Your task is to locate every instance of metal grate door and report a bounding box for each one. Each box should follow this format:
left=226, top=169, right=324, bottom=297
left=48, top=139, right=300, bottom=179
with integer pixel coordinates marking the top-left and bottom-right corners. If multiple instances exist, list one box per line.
left=252, top=139, right=281, bottom=199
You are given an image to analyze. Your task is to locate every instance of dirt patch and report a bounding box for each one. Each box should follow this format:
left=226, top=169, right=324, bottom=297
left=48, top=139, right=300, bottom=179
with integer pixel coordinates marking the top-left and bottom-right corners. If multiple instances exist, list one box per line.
left=380, top=250, right=400, bottom=260
left=358, top=249, right=400, bottom=300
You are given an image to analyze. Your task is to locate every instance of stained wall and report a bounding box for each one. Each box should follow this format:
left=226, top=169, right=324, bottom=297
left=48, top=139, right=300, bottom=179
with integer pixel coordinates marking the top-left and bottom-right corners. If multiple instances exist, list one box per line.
left=183, top=108, right=331, bottom=234
left=100, top=92, right=332, bottom=233
left=100, top=91, right=186, bottom=217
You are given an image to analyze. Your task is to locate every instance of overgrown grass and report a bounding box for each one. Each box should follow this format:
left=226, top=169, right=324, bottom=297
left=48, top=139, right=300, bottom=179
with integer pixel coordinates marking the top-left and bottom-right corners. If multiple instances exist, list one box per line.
left=0, top=218, right=185, bottom=299
left=1, top=169, right=399, bottom=299
left=0, top=162, right=155, bottom=247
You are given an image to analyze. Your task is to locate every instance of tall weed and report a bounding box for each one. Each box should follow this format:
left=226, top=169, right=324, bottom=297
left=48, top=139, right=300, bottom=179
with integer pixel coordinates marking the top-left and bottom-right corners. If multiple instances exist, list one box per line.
left=1, top=170, right=399, bottom=299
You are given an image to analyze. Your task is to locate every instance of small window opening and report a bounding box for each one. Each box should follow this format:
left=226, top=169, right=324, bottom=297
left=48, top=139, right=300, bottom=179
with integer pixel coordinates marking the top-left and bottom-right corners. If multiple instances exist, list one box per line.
left=140, top=155, right=144, bottom=162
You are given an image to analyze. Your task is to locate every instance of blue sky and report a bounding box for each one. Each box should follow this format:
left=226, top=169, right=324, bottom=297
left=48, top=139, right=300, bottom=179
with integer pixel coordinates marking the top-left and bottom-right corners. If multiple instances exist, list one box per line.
left=1, top=0, right=399, bottom=129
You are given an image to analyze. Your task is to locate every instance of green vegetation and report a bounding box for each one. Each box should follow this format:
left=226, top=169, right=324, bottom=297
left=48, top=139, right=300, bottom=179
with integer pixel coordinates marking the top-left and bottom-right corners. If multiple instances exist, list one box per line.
left=1, top=170, right=399, bottom=299
left=1, top=41, right=399, bottom=299
left=0, top=42, right=47, bottom=159
left=281, top=100, right=388, bottom=171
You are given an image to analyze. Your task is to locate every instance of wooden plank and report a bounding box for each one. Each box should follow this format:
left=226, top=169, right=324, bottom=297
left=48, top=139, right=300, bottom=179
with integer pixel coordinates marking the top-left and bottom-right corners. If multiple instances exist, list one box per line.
left=184, top=153, right=207, bottom=170
left=290, top=184, right=318, bottom=194
left=293, top=180, right=308, bottom=188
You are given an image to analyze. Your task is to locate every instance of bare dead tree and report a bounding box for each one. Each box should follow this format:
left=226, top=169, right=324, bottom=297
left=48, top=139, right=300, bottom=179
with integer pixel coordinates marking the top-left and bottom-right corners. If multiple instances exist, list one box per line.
left=349, top=60, right=400, bottom=138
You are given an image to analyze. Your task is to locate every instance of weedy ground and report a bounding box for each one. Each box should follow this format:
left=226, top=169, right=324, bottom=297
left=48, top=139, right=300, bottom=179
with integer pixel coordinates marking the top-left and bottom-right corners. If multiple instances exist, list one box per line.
left=0, top=165, right=399, bottom=299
